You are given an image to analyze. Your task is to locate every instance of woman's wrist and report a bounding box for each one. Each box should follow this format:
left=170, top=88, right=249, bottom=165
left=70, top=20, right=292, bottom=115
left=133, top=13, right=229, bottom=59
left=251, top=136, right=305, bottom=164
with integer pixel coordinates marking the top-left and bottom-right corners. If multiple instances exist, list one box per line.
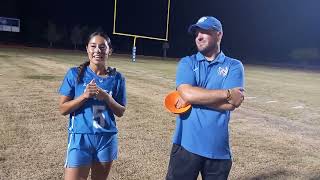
left=104, top=92, right=111, bottom=105
left=80, top=93, right=89, bottom=101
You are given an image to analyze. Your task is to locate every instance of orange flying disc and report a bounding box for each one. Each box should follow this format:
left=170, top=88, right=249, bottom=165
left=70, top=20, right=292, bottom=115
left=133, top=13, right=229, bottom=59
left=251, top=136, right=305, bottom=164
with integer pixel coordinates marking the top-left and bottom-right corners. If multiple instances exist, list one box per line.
left=164, top=91, right=191, bottom=114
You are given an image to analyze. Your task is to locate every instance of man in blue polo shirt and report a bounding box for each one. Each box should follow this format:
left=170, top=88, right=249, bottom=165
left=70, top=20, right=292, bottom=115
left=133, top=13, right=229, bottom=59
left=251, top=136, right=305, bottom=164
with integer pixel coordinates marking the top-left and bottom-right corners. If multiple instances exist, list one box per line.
left=166, top=16, right=245, bottom=180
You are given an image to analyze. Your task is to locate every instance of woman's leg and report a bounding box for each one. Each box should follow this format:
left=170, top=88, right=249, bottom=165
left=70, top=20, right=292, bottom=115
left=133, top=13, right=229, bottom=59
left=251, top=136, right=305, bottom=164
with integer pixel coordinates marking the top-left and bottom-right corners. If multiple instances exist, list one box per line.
left=91, top=161, right=112, bottom=180
left=65, top=166, right=90, bottom=180
left=64, top=134, right=92, bottom=180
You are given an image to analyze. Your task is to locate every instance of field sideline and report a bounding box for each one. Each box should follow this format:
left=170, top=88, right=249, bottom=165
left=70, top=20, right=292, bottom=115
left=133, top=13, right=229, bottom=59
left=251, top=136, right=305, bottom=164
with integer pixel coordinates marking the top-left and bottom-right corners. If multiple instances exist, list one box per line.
left=0, top=47, right=319, bottom=180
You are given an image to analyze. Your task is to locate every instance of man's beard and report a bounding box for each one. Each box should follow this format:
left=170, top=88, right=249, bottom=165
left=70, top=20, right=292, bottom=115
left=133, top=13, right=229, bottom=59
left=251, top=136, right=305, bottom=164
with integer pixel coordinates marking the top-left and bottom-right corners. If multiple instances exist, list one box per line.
left=197, top=43, right=218, bottom=55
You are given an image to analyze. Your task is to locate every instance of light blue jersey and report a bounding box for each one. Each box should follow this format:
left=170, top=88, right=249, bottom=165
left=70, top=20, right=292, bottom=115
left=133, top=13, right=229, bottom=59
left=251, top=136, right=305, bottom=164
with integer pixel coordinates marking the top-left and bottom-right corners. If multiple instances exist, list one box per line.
left=59, top=66, right=126, bottom=134
left=174, top=52, right=245, bottom=159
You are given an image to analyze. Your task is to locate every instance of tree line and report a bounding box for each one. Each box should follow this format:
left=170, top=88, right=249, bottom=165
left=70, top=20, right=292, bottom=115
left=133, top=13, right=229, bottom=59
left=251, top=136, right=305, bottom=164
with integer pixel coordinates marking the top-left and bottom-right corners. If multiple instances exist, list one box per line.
left=46, top=21, right=103, bottom=50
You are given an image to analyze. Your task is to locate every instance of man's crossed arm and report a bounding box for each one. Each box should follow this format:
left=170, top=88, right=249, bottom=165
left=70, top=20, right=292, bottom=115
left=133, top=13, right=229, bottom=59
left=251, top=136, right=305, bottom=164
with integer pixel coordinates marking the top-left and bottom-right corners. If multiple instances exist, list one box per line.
left=175, top=84, right=244, bottom=111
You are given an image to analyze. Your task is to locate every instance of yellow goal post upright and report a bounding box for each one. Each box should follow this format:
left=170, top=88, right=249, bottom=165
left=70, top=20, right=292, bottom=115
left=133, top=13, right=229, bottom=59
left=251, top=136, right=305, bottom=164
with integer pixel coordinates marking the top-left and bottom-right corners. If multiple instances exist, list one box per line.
left=113, top=0, right=171, bottom=62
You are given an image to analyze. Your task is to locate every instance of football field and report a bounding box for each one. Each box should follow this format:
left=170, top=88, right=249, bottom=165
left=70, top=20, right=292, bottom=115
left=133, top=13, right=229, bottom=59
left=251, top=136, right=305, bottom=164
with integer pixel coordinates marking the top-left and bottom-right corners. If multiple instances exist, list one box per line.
left=0, top=47, right=319, bottom=179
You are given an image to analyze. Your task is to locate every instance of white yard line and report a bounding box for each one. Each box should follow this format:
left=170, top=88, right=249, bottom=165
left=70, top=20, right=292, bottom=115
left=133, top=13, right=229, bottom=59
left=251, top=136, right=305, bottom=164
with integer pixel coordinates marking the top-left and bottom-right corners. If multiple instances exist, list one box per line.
left=292, top=106, right=304, bottom=109
left=266, top=100, right=278, bottom=103
left=246, top=96, right=257, bottom=99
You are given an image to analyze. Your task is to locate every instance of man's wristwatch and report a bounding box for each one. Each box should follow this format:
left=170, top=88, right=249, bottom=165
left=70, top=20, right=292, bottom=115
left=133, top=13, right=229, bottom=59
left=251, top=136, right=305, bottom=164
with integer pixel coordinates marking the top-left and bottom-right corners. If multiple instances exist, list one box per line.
left=226, top=89, right=232, bottom=102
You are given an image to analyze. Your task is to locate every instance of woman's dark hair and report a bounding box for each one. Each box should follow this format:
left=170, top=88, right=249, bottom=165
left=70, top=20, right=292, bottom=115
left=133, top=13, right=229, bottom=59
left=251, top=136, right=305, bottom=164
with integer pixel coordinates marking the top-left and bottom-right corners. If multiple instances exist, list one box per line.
left=87, top=31, right=112, bottom=49
left=77, top=31, right=112, bottom=83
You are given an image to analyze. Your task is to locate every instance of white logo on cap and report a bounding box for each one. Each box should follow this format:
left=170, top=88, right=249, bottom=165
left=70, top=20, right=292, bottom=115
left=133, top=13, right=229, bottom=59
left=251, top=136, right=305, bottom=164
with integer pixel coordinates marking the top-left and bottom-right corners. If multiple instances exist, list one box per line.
left=197, top=17, right=207, bottom=23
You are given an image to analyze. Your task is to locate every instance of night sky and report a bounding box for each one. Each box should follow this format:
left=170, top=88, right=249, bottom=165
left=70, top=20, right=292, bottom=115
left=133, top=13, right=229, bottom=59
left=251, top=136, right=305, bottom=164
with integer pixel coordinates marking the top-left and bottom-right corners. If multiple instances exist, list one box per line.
left=1, top=0, right=320, bottom=63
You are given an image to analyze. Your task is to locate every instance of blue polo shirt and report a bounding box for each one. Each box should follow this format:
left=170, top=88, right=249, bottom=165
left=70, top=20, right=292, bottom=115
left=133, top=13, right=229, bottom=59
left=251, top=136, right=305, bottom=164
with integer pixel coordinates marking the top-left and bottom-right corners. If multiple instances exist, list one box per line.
left=173, top=51, right=244, bottom=159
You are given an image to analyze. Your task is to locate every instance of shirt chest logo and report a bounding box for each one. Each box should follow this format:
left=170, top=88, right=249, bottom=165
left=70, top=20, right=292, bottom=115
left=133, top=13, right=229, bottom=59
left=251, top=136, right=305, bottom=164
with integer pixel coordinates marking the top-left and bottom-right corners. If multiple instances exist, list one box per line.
left=217, top=67, right=228, bottom=77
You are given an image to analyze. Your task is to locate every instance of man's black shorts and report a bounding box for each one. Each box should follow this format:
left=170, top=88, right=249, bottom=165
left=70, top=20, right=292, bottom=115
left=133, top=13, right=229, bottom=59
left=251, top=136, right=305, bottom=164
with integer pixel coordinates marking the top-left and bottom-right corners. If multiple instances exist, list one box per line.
left=166, top=144, right=232, bottom=180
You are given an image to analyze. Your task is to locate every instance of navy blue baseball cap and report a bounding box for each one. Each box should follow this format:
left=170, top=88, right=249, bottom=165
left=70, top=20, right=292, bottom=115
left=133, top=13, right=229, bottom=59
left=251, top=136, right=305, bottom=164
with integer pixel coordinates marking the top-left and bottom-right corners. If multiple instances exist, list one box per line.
left=188, top=16, right=223, bottom=34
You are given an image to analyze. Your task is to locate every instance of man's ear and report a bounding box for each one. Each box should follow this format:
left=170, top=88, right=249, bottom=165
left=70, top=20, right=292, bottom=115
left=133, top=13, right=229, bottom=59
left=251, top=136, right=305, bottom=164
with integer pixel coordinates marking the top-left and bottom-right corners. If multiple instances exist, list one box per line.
left=218, top=31, right=223, bottom=39
left=217, top=31, right=223, bottom=43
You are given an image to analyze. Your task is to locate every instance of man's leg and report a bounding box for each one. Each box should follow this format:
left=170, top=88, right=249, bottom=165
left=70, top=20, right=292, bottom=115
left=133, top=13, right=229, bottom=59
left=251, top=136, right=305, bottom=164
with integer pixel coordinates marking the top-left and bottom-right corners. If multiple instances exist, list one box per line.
left=200, top=159, right=232, bottom=180
left=166, top=144, right=203, bottom=180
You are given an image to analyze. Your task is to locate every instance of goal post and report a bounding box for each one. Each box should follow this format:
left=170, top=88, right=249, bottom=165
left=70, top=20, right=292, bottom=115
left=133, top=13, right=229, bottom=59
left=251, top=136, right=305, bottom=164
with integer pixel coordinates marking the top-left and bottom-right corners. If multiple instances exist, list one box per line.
left=113, top=0, right=171, bottom=61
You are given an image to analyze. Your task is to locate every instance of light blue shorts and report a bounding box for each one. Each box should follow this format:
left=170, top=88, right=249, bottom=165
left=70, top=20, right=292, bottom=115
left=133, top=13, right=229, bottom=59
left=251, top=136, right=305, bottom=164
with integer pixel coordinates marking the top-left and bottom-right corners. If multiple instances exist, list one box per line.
left=64, top=133, right=118, bottom=168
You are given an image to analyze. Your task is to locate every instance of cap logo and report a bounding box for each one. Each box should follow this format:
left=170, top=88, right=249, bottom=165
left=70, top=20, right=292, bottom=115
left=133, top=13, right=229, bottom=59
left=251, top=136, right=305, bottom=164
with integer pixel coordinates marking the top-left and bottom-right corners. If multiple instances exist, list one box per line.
left=197, top=17, right=207, bottom=23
